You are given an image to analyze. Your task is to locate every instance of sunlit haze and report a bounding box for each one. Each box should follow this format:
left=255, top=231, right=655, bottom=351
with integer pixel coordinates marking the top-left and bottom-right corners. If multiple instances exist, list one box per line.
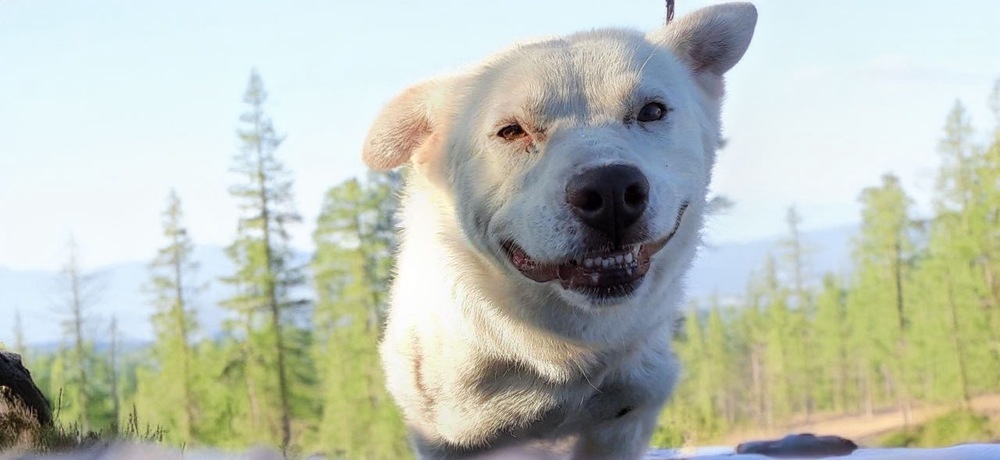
left=2, top=0, right=998, bottom=272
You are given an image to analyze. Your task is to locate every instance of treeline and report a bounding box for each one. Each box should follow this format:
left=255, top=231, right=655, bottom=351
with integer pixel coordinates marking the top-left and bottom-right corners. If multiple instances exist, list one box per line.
left=654, top=80, right=1000, bottom=445
left=13, top=71, right=411, bottom=458
left=8, top=73, right=1000, bottom=456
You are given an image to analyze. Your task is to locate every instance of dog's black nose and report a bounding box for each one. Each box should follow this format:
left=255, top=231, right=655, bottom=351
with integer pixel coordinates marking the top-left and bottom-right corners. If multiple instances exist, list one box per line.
left=566, top=164, right=649, bottom=243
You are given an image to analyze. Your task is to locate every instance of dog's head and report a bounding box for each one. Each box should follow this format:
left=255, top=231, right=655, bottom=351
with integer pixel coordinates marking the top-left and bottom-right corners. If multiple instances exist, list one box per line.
left=363, top=3, right=756, bottom=310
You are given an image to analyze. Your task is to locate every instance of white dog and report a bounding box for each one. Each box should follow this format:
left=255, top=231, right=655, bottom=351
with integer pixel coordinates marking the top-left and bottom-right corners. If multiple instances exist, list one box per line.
left=362, top=3, right=756, bottom=459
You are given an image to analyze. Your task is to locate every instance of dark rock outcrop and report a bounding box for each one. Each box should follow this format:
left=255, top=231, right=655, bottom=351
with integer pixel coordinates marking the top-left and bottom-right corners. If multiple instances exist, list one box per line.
left=1, top=351, right=53, bottom=447
left=736, top=433, right=858, bottom=458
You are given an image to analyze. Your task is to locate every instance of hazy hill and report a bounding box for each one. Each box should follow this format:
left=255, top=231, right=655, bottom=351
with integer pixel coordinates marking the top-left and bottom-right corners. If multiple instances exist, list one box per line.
left=0, top=225, right=856, bottom=346
left=687, top=224, right=855, bottom=303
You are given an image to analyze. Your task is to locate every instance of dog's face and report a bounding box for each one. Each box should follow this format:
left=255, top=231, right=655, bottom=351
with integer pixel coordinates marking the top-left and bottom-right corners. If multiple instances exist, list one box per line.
left=364, top=3, right=756, bottom=310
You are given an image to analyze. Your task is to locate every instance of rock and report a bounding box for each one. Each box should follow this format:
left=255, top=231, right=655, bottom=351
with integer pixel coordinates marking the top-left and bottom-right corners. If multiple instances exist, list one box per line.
left=1, top=351, right=53, bottom=448
left=735, top=433, right=858, bottom=458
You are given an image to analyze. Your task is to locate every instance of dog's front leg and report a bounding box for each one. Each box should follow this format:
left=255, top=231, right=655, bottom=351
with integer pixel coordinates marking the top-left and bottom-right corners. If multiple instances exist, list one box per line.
left=570, top=351, right=677, bottom=460
left=570, top=406, right=660, bottom=460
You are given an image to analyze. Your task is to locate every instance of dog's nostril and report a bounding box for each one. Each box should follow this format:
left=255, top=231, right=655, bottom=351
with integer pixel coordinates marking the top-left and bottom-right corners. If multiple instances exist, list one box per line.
left=569, top=189, right=603, bottom=213
left=624, top=183, right=648, bottom=208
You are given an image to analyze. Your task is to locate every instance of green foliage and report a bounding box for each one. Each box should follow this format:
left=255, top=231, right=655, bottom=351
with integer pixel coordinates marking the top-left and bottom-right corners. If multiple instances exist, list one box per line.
left=878, top=410, right=996, bottom=448
left=48, top=240, right=118, bottom=432
left=656, top=79, right=1000, bottom=444
left=133, top=190, right=202, bottom=445
left=15, top=74, right=1000, bottom=456
left=218, top=69, right=311, bottom=452
left=309, top=172, right=410, bottom=458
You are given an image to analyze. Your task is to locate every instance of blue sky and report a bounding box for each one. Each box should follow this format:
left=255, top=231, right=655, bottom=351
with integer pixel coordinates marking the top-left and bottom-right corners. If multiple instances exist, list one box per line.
left=1, top=0, right=998, bottom=272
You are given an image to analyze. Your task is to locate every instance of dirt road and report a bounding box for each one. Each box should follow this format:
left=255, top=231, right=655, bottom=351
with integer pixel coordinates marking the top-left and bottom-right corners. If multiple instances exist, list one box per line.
left=723, top=393, right=1000, bottom=446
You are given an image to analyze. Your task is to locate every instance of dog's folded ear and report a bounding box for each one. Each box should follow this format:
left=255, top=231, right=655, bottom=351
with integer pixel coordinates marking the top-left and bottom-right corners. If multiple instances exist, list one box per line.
left=363, top=77, right=458, bottom=171
left=650, top=2, right=757, bottom=82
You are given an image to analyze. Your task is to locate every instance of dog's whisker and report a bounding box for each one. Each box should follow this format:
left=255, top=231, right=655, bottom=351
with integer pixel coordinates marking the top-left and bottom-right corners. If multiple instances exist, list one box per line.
left=637, top=47, right=659, bottom=76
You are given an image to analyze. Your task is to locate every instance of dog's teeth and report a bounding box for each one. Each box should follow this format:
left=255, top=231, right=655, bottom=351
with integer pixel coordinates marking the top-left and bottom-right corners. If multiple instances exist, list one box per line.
left=602, top=259, right=611, bottom=269
left=615, top=255, right=624, bottom=264
left=591, top=273, right=599, bottom=283
left=584, top=258, right=594, bottom=268
left=625, top=252, right=634, bottom=263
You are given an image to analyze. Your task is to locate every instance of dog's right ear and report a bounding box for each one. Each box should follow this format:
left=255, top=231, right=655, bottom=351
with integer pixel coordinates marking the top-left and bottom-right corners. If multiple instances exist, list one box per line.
left=649, top=2, right=757, bottom=96
left=363, top=78, right=456, bottom=171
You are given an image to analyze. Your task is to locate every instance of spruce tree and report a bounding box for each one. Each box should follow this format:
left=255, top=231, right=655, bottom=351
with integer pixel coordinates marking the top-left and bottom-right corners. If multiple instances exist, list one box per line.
left=221, top=69, right=308, bottom=451
left=853, top=174, right=916, bottom=421
left=920, top=100, right=1000, bottom=400
left=812, top=274, right=850, bottom=412
left=703, top=302, right=734, bottom=429
left=139, top=190, right=201, bottom=442
left=311, top=174, right=408, bottom=458
left=54, top=238, right=101, bottom=430
left=779, top=206, right=816, bottom=419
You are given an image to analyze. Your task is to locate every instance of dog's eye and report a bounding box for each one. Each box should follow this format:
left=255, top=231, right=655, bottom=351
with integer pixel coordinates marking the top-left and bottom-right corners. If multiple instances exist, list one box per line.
left=497, top=123, right=527, bottom=141
left=637, top=102, right=667, bottom=122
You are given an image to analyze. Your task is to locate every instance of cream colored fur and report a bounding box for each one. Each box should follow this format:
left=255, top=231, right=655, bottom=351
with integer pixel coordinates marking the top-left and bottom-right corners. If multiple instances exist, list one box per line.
left=362, top=3, right=757, bottom=459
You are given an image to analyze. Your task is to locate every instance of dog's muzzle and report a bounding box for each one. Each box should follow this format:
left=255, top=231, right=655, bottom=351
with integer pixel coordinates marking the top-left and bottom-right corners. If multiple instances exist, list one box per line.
left=565, top=164, right=649, bottom=247
left=502, top=202, right=688, bottom=300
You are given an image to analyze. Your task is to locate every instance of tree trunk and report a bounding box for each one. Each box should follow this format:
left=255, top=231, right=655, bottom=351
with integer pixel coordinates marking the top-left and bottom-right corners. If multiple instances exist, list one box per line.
left=945, top=273, right=972, bottom=408
left=109, top=318, right=120, bottom=428
left=892, top=241, right=912, bottom=426
left=69, top=256, right=90, bottom=431
left=171, top=231, right=196, bottom=439
left=255, top=119, right=292, bottom=452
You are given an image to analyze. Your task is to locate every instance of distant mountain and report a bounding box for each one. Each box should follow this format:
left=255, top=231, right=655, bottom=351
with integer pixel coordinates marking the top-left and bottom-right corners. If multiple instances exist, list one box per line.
left=0, top=226, right=857, bottom=346
left=0, top=246, right=238, bottom=346
left=688, top=224, right=856, bottom=304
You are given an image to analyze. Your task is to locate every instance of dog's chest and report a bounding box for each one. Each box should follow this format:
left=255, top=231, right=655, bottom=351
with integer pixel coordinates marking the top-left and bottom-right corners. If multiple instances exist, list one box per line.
left=463, top=352, right=652, bottom=435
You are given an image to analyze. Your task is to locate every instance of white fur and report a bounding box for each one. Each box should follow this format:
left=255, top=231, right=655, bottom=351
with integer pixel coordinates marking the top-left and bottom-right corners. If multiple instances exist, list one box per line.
left=363, top=4, right=757, bottom=459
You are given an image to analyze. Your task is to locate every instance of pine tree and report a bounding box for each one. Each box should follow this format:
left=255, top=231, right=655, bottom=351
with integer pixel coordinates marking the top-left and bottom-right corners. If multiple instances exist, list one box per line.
left=703, top=301, right=734, bottom=429
left=138, top=190, right=201, bottom=443
left=982, top=80, right=1000, bottom=362
left=812, top=274, right=850, bottom=412
left=221, top=69, right=309, bottom=451
left=779, top=206, right=817, bottom=419
left=963, top=83, right=1000, bottom=374
left=108, top=316, right=120, bottom=428
left=852, top=174, right=916, bottom=421
left=183, top=337, right=247, bottom=449
left=759, top=256, right=795, bottom=422
left=662, top=301, right=711, bottom=443
left=54, top=238, right=101, bottom=430
left=781, top=207, right=812, bottom=309
left=736, top=283, right=769, bottom=426
left=919, top=100, right=1000, bottom=400
left=311, top=174, right=408, bottom=458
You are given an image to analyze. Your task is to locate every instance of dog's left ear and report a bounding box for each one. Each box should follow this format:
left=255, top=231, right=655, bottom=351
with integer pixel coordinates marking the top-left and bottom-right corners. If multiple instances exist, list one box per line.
left=649, top=2, right=757, bottom=92
left=363, top=77, right=458, bottom=171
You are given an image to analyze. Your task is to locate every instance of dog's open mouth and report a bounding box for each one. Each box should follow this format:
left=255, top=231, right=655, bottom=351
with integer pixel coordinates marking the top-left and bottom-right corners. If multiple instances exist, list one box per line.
left=502, top=204, right=688, bottom=299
